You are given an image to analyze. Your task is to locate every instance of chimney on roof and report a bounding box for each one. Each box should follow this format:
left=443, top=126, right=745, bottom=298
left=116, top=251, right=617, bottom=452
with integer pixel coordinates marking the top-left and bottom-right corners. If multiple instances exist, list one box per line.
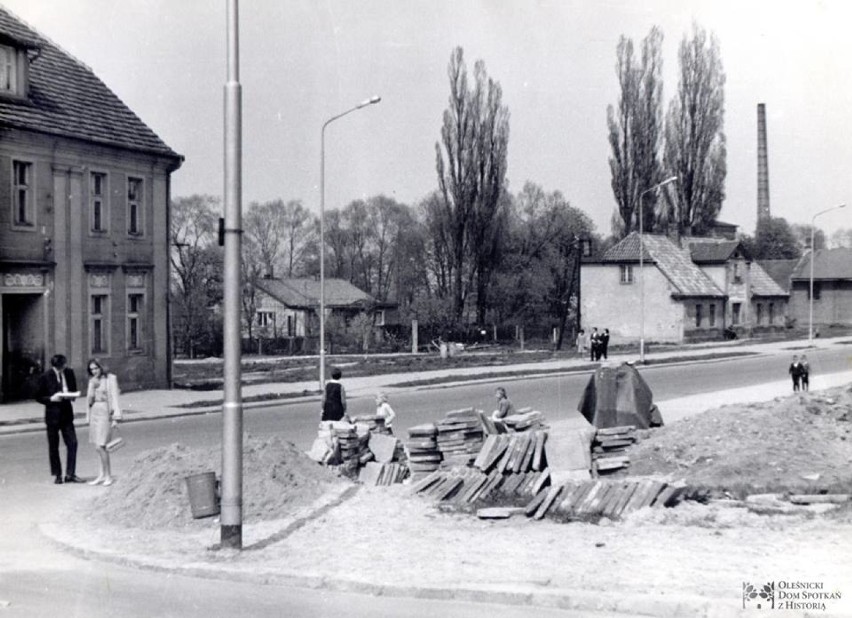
left=757, top=103, right=771, bottom=223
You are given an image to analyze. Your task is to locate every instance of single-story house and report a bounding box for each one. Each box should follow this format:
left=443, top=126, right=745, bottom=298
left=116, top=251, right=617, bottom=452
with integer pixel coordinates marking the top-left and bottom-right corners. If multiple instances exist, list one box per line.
left=788, top=248, right=852, bottom=329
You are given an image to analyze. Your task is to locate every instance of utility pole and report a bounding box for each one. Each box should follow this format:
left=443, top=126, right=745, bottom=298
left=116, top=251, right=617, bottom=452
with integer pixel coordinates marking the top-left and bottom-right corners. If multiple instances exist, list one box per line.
left=221, top=0, right=243, bottom=550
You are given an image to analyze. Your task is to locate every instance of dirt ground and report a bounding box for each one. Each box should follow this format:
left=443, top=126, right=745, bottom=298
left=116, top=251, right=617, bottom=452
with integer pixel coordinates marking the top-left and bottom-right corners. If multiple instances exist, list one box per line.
left=63, top=385, right=852, bottom=615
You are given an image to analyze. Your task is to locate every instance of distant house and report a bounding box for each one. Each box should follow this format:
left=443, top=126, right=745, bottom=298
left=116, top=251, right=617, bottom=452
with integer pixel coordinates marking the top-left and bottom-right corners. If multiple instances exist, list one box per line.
left=253, top=277, right=383, bottom=353
left=581, top=232, right=789, bottom=345
left=0, top=8, right=182, bottom=399
left=788, top=248, right=852, bottom=329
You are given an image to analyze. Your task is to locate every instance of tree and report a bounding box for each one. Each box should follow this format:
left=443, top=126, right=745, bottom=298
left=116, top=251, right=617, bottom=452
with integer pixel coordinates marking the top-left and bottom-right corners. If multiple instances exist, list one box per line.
left=790, top=223, right=826, bottom=253
left=607, top=27, right=665, bottom=237
left=434, top=46, right=510, bottom=322
left=662, top=24, right=726, bottom=237
left=829, top=227, right=852, bottom=249
left=741, top=217, right=802, bottom=260
left=170, top=195, right=223, bottom=357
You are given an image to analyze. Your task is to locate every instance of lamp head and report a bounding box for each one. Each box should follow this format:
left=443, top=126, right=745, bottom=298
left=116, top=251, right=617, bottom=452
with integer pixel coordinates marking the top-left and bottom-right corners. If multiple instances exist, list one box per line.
left=358, top=95, right=382, bottom=108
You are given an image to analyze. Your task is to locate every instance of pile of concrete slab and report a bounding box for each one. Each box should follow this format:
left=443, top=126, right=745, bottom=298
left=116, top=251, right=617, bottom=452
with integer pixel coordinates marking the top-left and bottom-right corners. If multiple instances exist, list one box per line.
left=358, top=461, right=409, bottom=486
left=334, top=424, right=371, bottom=477
left=405, top=423, right=441, bottom=479
left=436, top=408, right=485, bottom=467
left=350, top=414, right=394, bottom=435
left=591, top=425, right=636, bottom=475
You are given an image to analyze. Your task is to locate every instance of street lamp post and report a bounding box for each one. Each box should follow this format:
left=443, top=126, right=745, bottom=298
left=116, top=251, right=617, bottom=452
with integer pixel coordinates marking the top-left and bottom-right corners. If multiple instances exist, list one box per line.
left=809, top=203, right=846, bottom=345
left=638, top=175, right=677, bottom=363
left=319, top=96, right=381, bottom=389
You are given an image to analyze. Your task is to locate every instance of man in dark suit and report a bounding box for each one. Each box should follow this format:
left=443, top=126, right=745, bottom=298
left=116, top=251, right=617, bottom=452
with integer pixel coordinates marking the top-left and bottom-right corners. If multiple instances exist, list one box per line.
left=35, top=354, right=82, bottom=484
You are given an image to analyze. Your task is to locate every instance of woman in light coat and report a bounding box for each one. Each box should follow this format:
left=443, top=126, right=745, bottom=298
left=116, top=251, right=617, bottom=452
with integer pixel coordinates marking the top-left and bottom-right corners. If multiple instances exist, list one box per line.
left=85, top=359, right=122, bottom=486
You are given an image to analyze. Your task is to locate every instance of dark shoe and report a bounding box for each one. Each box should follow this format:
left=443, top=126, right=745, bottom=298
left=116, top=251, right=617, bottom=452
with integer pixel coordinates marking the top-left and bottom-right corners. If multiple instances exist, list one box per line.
left=64, top=475, right=84, bottom=483
left=54, top=476, right=63, bottom=485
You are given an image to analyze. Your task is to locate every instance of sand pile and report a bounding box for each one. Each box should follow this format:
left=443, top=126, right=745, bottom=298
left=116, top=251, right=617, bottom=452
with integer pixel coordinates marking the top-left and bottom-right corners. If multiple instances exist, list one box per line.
left=623, top=384, right=852, bottom=495
left=86, top=435, right=345, bottom=529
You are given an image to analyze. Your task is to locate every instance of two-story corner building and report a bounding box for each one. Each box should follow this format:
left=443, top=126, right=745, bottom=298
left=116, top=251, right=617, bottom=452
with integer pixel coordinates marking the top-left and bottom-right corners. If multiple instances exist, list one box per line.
left=0, top=8, right=182, bottom=400
left=581, top=233, right=727, bottom=345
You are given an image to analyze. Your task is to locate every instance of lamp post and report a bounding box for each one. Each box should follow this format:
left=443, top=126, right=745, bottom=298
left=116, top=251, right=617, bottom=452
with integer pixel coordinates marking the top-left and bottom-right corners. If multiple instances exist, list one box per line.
left=809, top=203, right=845, bottom=345
left=638, top=175, right=677, bottom=363
left=319, top=96, right=381, bottom=389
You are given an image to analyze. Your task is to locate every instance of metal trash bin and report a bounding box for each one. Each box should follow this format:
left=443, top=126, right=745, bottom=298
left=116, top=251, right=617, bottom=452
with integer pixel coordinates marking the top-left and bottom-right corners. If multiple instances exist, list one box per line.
left=185, top=471, right=220, bottom=519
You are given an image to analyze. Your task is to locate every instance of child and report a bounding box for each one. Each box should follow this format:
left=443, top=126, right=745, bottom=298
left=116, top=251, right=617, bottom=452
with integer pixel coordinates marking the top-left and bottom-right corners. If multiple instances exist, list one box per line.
left=492, top=386, right=516, bottom=421
left=788, top=355, right=802, bottom=392
left=375, top=392, right=396, bottom=432
left=321, top=367, right=347, bottom=422
left=800, top=355, right=810, bottom=391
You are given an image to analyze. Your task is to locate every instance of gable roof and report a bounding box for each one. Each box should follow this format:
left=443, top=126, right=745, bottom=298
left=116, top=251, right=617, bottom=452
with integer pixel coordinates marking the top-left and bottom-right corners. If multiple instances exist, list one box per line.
left=750, top=262, right=789, bottom=297
left=602, top=233, right=725, bottom=298
left=256, top=278, right=374, bottom=309
left=791, top=248, right=852, bottom=281
left=683, top=237, right=748, bottom=264
left=0, top=7, right=181, bottom=162
left=757, top=259, right=801, bottom=292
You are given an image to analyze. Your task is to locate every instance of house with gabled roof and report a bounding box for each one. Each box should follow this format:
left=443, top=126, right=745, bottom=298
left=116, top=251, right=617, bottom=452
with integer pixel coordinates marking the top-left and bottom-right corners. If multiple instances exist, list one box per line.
left=789, top=248, right=852, bottom=330
left=0, top=7, right=182, bottom=399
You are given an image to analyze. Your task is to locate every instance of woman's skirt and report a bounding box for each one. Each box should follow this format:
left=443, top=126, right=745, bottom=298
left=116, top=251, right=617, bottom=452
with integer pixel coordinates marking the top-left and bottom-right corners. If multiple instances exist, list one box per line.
left=88, top=401, right=111, bottom=446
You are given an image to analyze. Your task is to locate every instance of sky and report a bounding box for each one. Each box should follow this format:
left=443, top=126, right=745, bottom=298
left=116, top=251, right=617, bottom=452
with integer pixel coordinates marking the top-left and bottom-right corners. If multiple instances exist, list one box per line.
left=4, top=0, right=852, bottom=238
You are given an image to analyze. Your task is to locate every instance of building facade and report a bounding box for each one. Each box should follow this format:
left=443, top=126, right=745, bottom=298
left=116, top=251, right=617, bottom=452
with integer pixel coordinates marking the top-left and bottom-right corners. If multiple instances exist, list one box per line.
left=0, top=8, right=182, bottom=400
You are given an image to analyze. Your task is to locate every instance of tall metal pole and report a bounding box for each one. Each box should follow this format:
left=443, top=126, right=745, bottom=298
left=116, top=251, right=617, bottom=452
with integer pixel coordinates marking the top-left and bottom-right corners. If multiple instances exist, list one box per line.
left=638, top=176, right=677, bottom=363
left=809, top=203, right=845, bottom=346
left=221, top=0, right=243, bottom=550
left=318, top=96, right=381, bottom=390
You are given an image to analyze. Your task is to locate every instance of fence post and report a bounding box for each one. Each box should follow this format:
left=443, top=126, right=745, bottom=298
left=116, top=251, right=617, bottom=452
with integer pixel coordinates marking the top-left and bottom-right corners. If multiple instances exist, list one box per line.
left=519, top=326, right=525, bottom=351
left=493, top=323, right=497, bottom=342
left=411, top=319, right=418, bottom=354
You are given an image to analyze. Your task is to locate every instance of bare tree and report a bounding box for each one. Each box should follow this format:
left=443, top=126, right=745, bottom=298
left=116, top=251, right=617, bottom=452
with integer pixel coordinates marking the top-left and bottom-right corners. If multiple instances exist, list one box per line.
left=662, top=23, right=726, bottom=237
left=607, top=27, right=665, bottom=237
left=435, top=46, right=510, bottom=322
left=829, top=227, right=852, bottom=249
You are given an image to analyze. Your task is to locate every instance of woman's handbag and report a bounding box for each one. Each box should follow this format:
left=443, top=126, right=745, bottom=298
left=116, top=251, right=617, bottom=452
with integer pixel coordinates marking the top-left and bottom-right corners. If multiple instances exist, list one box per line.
left=106, top=425, right=125, bottom=453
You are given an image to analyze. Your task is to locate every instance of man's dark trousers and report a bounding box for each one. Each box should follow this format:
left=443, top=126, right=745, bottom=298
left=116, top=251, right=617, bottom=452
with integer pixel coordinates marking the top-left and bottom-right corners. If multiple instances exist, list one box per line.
left=36, top=369, right=78, bottom=478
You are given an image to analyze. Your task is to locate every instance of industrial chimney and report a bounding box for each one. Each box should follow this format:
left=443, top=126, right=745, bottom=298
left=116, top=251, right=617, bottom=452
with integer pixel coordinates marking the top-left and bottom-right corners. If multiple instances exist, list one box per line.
left=757, top=103, right=770, bottom=221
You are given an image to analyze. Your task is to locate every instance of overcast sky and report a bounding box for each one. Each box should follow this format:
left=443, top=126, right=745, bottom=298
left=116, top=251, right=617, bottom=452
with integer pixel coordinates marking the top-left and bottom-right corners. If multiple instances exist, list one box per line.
left=5, top=0, right=852, bottom=237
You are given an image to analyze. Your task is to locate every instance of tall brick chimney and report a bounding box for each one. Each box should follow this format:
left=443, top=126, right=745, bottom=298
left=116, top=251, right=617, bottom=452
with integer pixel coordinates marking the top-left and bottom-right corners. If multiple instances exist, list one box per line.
left=757, top=103, right=770, bottom=222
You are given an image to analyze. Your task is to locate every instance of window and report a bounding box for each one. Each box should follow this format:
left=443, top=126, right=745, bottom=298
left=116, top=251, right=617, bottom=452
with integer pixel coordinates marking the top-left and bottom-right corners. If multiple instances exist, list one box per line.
left=769, top=303, right=775, bottom=325
left=127, top=293, right=144, bottom=351
left=709, top=303, right=716, bottom=327
left=0, top=45, right=17, bottom=94
left=127, top=177, right=144, bottom=235
left=257, top=311, right=274, bottom=328
left=287, top=315, right=294, bottom=337
left=756, top=303, right=763, bottom=326
left=12, top=160, right=34, bottom=227
left=90, top=172, right=107, bottom=232
left=808, top=283, right=822, bottom=300
left=732, top=261, right=742, bottom=283
left=695, top=304, right=703, bottom=328
left=620, top=264, right=634, bottom=284
left=732, top=302, right=742, bottom=326
left=375, top=309, right=386, bottom=327
left=91, top=294, right=109, bottom=353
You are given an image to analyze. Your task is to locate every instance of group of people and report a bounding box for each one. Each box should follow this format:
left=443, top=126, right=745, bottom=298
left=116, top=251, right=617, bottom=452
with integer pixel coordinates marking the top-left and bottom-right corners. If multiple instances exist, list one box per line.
left=320, top=367, right=396, bottom=430
left=36, top=354, right=123, bottom=486
left=576, top=327, right=610, bottom=361
left=788, top=354, right=811, bottom=392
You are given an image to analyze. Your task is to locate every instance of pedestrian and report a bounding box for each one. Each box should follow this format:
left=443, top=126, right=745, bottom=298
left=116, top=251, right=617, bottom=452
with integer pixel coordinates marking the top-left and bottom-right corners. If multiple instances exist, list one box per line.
left=85, top=359, right=122, bottom=486
left=575, top=329, right=586, bottom=356
left=788, top=355, right=802, bottom=392
left=321, top=367, right=347, bottom=422
left=492, top=386, right=516, bottom=421
left=590, top=327, right=600, bottom=361
left=800, top=355, right=810, bottom=392
left=35, top=354, right=82, bottom=484
left=601, top=328, right=610, bottom=360
left=375, top=392, right=396, bottom=433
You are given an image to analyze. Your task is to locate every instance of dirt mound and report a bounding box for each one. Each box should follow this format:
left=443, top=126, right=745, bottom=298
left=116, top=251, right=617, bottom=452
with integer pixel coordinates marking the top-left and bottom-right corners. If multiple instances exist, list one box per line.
left=87, top=435, right=345, bottom=530
left=623, top=385, right=852, bottom=497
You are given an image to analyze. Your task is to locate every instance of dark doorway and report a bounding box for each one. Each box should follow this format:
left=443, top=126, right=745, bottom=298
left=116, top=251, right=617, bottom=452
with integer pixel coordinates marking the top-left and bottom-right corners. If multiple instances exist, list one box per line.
left=2, top=294, right=44, bottom=402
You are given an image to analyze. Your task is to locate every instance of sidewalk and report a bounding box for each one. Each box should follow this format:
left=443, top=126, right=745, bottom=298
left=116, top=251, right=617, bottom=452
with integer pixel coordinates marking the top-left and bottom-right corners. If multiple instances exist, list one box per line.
left=2, top=334, right=849, bottom=436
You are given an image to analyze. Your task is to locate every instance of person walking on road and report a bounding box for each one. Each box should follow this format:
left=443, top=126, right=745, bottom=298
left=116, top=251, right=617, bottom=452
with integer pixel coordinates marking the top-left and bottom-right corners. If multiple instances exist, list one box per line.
left=321, top=367, right=347, bottom=422
left=590, top=327, right=600, bottom=361
left=575, top=329, right=586, bottom=356
left=35, top=354, right=82, bottom=484
left=601, top=328, right=610, bottom=360
left=85, top=359, right=122, bottom=486
left=789, top=355, right=803, bottom=392
left=800, top=355, right=810, bottom=392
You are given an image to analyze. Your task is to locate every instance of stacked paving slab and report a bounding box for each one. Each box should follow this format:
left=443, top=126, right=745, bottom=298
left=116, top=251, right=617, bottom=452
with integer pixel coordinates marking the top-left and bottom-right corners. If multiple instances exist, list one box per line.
left=592, top=425, right=636, bottom=474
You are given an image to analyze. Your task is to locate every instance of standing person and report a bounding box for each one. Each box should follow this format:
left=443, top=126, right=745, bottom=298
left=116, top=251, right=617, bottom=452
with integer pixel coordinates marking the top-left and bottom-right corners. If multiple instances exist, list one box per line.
left=85, top=359, right=122, bottom=486
left=590, top=327, right=600, bottom=361
left=35, top=354, right=81, bottom=484
left=321, top=367, right=347, bottom=422
left=575, top=329, right=586, bottom=356
left=375, top=392, right=396, bottom=433
left=492, top=386, right=516, bottom=421
left=601, top=328, right=611, bottom=360
left=788, top=355, right=802, bottom=392
left=800, top=355, right=810, bottom=392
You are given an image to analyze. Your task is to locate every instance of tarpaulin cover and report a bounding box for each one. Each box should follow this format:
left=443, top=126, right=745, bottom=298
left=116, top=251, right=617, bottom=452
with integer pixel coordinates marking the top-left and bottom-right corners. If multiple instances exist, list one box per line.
left=577, top=363, right=664, bottom=429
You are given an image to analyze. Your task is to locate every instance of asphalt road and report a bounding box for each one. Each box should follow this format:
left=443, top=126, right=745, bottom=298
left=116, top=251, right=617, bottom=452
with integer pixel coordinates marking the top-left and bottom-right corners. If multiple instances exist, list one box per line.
left=0, top=344, right=849, bottom=617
